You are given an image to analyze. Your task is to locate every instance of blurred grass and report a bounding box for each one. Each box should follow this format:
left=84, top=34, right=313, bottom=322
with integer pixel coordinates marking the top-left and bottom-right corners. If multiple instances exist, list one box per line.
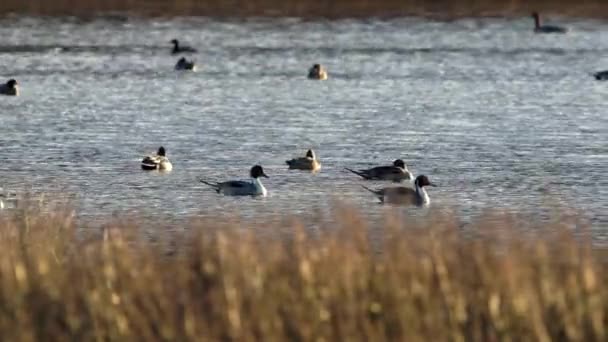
left=1, top=0, right=608, bottom=18
left=0, top=203, right=605, bottom=341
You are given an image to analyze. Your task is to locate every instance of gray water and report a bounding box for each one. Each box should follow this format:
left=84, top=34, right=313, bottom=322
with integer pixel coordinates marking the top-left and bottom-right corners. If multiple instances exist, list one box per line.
left=0, top=16, right=606, bottom=231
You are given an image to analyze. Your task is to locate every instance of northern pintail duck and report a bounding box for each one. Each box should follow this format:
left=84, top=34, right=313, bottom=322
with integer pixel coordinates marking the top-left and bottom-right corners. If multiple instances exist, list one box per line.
left=308, top=64, right=328, bottom=80
left=593, top=70, right=608, bottom=80
left=175, top=57, right=197, bottom=71
left=0, top=191, right=18, bottom=209
left=141, top=146, right=173, bottom=171
left=0, top=79, right=18, bottom=96
left=200, top=165, right=268, bottom=197
left=286, top=149, right=321, bottom=172
left=345, top=159, right=413, bottom=182
left=532, top=12, right=567, bottom=34
left=362, top=175, right=436, bottom=206
left=171, top=39, right=197, bottom=54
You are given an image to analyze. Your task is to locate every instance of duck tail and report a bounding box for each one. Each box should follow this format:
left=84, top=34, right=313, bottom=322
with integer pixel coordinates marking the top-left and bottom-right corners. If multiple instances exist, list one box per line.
left=360, top=185, right=381, bottom=196
left=199, top=179, right=220, bottom=192
left=344, top=167, right=369, bottom=179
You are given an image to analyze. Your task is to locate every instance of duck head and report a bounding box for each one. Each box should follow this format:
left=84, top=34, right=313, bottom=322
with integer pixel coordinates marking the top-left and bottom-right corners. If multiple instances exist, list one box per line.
left=170, top=39, right=179, bottom=46
left=531, top=12, right=541, bottom=27
left=305, top=149, right=316, bottom=159
left=415, top=175, right=436, bottom=188
left=393, top=159, right=406, bottom=168
left=157, top=146, right=166, bottom=156
left=250, top=165, right=269, bottom=179
left=6, top=79, right=17, bottom=89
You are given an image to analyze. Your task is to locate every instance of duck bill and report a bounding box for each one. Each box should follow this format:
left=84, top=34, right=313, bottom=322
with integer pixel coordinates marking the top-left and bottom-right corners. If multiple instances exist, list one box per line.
left=262, top=172, right=269, bottom=178
left=429, top=182, right=437, bottom=187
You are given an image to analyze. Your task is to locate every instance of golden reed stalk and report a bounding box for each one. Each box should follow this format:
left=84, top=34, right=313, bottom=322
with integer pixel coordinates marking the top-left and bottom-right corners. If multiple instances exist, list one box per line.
left=0, top=203, right=604, bottom=341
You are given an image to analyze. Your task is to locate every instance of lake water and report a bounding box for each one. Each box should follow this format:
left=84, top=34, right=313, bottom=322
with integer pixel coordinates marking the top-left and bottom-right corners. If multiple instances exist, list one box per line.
left=0, top=16, right=606, bottom=234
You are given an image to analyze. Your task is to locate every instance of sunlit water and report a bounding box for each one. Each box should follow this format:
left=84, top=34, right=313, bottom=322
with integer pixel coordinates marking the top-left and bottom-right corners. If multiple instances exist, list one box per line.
left=0, top=17, right=606, bottom=234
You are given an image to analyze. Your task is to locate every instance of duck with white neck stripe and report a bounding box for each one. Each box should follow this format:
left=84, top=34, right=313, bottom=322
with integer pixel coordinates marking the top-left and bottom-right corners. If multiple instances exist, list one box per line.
left=200, top=165, right=268, bottom=197
left=362, top=175, right=436, bottom=206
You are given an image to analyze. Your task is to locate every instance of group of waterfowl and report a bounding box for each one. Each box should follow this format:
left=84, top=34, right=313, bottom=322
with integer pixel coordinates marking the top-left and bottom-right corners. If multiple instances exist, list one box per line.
left=3, top=12, right=608, bottom=97
left=140, top=147, right=435, bottom=206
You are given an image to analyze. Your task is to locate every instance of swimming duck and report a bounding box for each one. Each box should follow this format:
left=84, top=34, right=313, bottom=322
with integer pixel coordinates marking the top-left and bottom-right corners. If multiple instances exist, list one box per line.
left=286, top=149, right=321, bottom=172
left=175, top=57, right=197, bottom=71
left=345, top=159, right=413, bottom=182
left=308, top=64, right=328, bottom=80
left=0, top=79, right=18, bottom=96
left=0, top=191, right=18, bottom=209
left=532, top=12, right=567, bottom=34
left=362, top=175, right=436, bottom=206
left=141, top=146, right=173, bottom=171
left=170, top=39, right=197, bottom=54
left=200, top=165, right=268, bottom=197
left=593, top=70, right=608, bottom=80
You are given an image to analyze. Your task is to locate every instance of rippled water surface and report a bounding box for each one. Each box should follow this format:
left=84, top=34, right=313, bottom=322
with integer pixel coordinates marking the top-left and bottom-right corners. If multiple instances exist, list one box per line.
left=0, top=17, right=606, bottom=231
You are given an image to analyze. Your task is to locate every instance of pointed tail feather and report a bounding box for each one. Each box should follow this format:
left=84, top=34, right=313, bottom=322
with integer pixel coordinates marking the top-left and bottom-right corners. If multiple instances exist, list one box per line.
left=200, top=179, right=221, bottom=192
left=361, top=185, right=382, bottom=196
left=361, top=185, right=385, bottom=203
left=344, top=168, right=370, bottom=179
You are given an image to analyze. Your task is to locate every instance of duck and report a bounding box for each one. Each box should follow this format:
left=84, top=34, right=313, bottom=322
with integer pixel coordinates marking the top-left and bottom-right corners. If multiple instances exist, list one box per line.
left=0, top=191, right=18, bottom=209
left=286, top=149, right=321, bottom=172
left=170, top=39, right=197, bottom=54
left=593, top=70, right=608, bottom=80
left=141, top=146, right=173, bottom=171
left=0, top=79, right=18, bottom=96
left=362, top=175, right=436, bottom=206
left=532, top=12, right=567, bottom=34
left=175, top=57, right=197, bottom=71
left=345, top=159, right=413, bottom=182
left=200, top=165, right=268, bottom=197
left=308, top=64, right=328, bottom=80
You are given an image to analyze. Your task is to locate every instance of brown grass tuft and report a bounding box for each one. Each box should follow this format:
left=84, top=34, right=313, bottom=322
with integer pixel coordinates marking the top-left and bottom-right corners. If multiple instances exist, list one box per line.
left=0, top=204, right=605, bottom=341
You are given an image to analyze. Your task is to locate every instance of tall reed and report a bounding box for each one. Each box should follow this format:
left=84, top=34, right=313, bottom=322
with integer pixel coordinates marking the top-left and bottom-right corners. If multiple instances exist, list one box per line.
left=0, top=205, right=605, bottom=341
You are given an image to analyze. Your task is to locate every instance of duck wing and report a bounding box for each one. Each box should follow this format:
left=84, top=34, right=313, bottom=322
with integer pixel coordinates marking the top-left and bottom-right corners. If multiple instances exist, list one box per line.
left=141, top=155, right=160, bottom=169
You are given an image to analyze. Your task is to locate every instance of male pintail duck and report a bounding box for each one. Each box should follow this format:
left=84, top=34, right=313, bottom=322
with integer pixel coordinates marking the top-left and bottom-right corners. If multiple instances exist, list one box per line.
left=593, top=70, right=608, bottom=80
left=362, top=175, right=436, bottom=206
left=170, top=39, right=197, bottom=54
left=532, top=12, right=567, bottom=34
left=141, top=146, right=173, bottom=171
left=200, top=165, right=268, bottom=197
left=286, top=149, right=321, bottom=172
left=175, top=57, right=197, bottom=71
left=345, top=159, right=413, bottom=182
left=0, top=79, right=18, bottom=96
left=308, top=64, right=328, bottom=80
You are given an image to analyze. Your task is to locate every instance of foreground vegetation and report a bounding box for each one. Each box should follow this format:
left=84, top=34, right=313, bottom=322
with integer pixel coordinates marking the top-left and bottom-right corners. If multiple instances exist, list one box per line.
left=2, top=0, right=608, bottom=18
left=0, top=205, right=605, bottom=341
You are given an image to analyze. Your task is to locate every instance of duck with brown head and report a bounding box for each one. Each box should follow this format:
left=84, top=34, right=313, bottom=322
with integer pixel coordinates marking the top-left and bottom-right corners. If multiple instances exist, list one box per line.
left=0, top=79, right=18, bottom=96
left=532, top=12, right=567, bottom=34
left=345, top=159, right=413, bottom=182
left=170, top=39, right=198, bottom=54
left=175, top=57, right=197, bottom=71
left=308, top=64, right=328, bottom=80
left=362, top=175, right=436, bottom=206
left=286, top=149, right=322, bottom=172
left=200, top=165, right=268, bottom=197
left=141, top=146, right=173, bottom=171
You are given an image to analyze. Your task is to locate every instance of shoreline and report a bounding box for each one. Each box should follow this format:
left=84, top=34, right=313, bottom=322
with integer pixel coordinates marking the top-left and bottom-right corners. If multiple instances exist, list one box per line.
left=2, top=1, right=608, bottom=19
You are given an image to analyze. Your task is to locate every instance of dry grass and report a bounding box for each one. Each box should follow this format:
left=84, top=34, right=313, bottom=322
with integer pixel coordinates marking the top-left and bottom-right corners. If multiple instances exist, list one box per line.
left=0, top=204, right=605, bottom=341
left=1, top=0, right=608, bottom=18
